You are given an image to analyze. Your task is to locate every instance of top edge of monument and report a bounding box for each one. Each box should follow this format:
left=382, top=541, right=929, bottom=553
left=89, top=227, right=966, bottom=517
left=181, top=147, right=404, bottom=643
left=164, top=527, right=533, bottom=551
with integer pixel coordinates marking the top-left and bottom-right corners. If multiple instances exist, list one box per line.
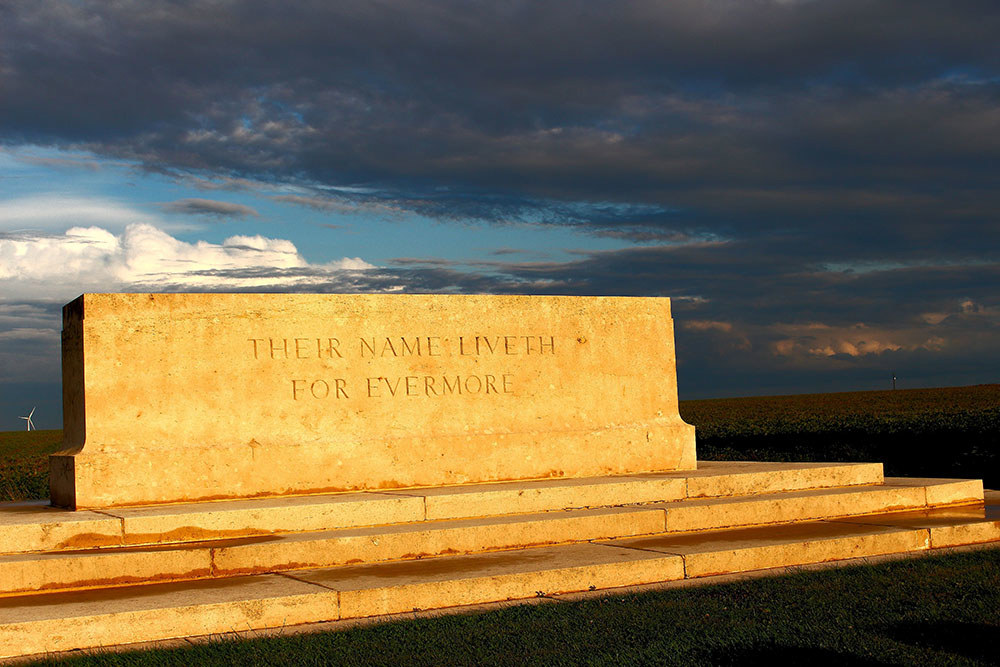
left=64, top=293, right=673, bottom=316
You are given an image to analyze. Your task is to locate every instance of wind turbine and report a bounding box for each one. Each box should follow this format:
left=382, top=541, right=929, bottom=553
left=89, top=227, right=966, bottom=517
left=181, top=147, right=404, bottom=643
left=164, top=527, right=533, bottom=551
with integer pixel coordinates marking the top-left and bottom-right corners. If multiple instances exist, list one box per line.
left=19, top=407, right=35, bottom=431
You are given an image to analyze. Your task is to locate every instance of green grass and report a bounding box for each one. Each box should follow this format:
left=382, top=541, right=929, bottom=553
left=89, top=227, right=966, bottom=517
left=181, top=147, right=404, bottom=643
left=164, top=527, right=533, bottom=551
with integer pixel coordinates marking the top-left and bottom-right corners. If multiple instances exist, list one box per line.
left=0, top=429, right=62, bottom=502
left=27, top=548, right=1000, bottom=666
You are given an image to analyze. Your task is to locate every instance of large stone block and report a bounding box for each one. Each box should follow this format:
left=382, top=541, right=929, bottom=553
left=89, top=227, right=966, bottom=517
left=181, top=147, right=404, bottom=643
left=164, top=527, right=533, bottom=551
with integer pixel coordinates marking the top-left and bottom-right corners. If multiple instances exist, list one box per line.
left=51, top=294, right=695, bottom=508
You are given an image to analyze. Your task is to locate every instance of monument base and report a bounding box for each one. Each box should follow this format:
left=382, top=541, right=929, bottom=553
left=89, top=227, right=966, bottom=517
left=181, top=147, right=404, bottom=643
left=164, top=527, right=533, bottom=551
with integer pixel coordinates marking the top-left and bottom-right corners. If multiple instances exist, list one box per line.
left=50, top=420, right=696, bottom=509
left=1, top=461, right=998, bottom=659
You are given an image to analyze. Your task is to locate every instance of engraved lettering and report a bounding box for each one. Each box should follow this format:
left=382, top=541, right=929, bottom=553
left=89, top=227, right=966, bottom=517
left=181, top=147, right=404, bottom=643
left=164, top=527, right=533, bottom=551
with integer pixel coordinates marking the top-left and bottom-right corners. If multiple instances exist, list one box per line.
left=269, top=338, right=288, bottom=359
left=459, top=336, right=473, bottom=356
left=427, top=336, right=442, bottom=356
left=319, top=338, right=343, bottom=359
left=522, top=335, right=536, bottom=355
left=360, top=337, right=377, bottom=357
left=539, top=336, right=555, bottom=354
left=480, top=336, right=500, bottom=354
left=355, top=373, right=515, bottom=399
left=335, top=378, right=349, bottom=398
left=310, top=380, right=330, bottom=399
left=400, top=338, right=421, bottom=356
left=292, top=379, right=306, bottom=400
left=381, top=338, right=398, bottom=357
left=294, top=338, right=310, bottom=359
left=249, top=338, right=266, bottom=359
left=504, top=336, right=518, bottom=354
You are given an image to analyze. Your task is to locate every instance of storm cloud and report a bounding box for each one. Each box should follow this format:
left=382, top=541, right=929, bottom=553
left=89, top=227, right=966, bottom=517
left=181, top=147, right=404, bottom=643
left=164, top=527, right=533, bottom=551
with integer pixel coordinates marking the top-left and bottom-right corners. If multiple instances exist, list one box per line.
left=159, top=198, right=259, bottom=219
left=1, top=0, right=998, bottom=422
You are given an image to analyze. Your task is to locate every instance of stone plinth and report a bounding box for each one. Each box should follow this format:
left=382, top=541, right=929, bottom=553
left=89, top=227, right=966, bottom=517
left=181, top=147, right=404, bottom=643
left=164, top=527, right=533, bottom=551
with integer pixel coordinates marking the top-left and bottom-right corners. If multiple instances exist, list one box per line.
left=51, top=294, right=695, bottom=509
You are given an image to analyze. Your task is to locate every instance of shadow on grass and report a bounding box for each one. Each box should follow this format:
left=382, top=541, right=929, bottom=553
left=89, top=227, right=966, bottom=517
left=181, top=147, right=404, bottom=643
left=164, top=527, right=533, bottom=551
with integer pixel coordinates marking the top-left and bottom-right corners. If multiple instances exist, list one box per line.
left=709, top=644, right=891, bottom=666
left=884, top=621, right=1000, bottom=664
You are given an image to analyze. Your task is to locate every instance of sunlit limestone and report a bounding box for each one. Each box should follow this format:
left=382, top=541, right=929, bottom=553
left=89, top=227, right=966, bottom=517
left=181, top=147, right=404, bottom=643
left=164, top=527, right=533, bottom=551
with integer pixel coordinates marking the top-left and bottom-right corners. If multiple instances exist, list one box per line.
left=51, top=293, right=695, bottom=509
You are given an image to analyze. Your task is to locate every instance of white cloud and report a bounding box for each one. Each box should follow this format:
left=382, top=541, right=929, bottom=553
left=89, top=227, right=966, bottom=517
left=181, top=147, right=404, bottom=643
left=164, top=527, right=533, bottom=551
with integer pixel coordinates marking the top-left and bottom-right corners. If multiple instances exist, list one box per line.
left=770, top=322, right=947, bottom=358
left=0, top=223, right=375, bottom=300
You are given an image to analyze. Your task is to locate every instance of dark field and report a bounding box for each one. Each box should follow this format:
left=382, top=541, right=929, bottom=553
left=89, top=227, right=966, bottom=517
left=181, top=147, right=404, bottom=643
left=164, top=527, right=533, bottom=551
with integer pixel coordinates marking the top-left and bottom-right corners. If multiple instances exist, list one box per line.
left=3, top=384, right=997, bottom=502
left=679, top=384, right=1000, bottom=489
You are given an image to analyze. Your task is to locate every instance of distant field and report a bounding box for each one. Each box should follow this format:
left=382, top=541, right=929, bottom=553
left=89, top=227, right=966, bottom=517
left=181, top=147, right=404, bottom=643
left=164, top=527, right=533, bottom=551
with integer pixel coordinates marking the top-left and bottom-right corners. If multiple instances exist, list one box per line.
left=0, top=429, right=62, bottom=502
left=1, top=384, right=997, bottom=502
left=680, top=384, right=1000, bottom=488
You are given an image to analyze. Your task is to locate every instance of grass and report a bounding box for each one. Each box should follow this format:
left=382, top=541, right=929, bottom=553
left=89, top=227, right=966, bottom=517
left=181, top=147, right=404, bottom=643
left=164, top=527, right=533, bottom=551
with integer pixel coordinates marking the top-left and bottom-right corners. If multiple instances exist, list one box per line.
left=26, top=548, right=1000, bottom=666
left=0, top=429, right=62, bottom=502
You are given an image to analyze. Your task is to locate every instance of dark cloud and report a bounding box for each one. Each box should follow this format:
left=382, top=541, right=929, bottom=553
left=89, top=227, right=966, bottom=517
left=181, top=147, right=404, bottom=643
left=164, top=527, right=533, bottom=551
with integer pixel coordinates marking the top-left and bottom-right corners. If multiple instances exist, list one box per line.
left=1, top=0, right=998, bottom=399
left=2, top=1, right=997, bottom=249
left=159, top=198, right=259, bottom=219
left=14, top=154, right=101, bottom=171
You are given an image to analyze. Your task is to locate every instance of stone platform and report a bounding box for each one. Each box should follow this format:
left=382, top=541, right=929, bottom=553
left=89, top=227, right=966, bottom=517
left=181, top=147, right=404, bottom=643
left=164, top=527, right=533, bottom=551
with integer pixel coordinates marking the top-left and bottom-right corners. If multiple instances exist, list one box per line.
left=1, top=461, right=998, bottom=659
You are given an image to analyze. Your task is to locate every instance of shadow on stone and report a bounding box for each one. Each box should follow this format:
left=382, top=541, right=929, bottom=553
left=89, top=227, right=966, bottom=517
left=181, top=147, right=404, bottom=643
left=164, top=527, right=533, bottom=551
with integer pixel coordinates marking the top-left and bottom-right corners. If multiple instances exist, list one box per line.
left=884, top=620, right=999, bottom=663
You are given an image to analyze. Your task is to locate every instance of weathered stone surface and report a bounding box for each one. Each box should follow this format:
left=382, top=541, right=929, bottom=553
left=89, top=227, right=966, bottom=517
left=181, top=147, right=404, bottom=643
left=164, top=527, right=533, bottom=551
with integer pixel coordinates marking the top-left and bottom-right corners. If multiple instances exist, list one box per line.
left=0, top=544, right=213, bottom=596
left=52, top=294, right=695, bottom=509
left=389, top=475, right=688, bottom=521
left=677, top=461, right=883, bottom=498
left=109, top=492, right=426, bottom=546
left=211, top=505, right=667, bottom=576
left=0, top=501, right=122, bottom=553
left=0, top=575, right=337, bottom=659
left=1, top=462, right=896, bottom=554
left=882, top=477, right=984, bottom=506
left=607, top=521, right=930, bottom=577
left=832, top=504, right=1000, bottom=548
left=660, top=484, right=929, bottom=532
left=297, top=543, right=686, bottom=618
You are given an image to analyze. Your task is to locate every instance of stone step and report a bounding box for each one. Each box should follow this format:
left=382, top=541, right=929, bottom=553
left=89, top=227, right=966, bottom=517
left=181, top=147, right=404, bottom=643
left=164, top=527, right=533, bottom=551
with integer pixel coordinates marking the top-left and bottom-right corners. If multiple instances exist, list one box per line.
left=0, top=478, right=980, bottom=597
left=0, top=461, right=882, bottom=555
left=0, top=505, right=664, bottom=596
left=606, top=502, right=1000, bottom=578
left=659, top=477, right=982, bottom=532
left=2, top=502, right=998, bottom=661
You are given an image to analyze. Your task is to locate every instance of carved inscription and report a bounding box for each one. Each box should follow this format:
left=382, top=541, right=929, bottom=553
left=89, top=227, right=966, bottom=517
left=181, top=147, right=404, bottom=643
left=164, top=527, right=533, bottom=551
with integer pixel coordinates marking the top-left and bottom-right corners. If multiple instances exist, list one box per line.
left=247, top=335, right=556, bottom=401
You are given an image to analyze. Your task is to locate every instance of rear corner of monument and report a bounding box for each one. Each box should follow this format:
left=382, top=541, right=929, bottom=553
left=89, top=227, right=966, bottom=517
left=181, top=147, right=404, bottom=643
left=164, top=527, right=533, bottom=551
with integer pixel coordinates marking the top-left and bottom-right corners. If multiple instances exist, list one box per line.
left=660, top=296, right=698, bottom=471
left=49, top=295, right=88, bottom=509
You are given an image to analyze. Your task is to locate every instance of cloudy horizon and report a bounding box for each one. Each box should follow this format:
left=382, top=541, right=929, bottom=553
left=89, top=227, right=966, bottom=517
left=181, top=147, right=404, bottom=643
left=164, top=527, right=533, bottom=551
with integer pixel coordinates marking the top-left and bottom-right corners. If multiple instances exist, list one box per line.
left=2, top=0, right=999, bottom=429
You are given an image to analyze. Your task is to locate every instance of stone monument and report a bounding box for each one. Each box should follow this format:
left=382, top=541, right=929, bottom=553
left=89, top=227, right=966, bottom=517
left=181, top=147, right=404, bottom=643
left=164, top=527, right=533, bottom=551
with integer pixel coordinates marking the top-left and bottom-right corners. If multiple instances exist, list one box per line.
left=52, top=294, right=696, bottom=509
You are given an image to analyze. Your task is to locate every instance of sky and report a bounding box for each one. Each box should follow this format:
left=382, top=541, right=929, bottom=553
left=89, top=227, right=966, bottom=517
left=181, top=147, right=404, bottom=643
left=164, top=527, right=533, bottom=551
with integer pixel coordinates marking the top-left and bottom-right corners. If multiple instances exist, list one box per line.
left=1, top=0, right=999, bottom=429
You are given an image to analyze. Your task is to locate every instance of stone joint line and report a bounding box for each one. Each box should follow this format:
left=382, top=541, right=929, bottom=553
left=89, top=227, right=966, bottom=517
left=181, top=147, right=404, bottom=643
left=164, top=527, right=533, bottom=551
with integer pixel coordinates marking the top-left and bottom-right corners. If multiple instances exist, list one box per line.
left=92, top=509, right=127, bottom=546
